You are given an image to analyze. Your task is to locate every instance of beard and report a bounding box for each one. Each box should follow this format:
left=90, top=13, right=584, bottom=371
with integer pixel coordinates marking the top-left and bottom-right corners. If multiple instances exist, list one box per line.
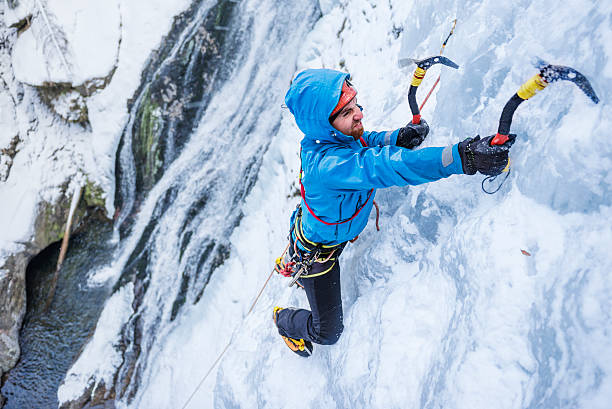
left=350, top=122, right=364, bottom=138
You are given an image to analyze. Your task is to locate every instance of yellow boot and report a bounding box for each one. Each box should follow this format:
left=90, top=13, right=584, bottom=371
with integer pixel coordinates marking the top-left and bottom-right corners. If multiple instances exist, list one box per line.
left=273, top=307, right=313, bottom=357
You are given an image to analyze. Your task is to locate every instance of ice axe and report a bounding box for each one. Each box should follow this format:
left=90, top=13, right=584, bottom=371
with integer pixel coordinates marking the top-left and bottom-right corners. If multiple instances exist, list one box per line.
left=481, top=59, right=599, bottom=194
left=399, top=55, right=459, bottom=124
left=491, top=58, right=600, bottom=146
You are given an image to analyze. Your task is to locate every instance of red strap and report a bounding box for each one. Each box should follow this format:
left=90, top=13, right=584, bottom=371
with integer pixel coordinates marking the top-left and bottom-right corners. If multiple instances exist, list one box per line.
left=300, top=137, right=374, bottom=226
left=300, top=182, right=373, bottom=226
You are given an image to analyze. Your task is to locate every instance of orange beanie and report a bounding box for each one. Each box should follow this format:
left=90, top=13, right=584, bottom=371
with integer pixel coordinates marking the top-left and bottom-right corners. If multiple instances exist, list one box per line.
left=330, top=80, right=357, bottom=119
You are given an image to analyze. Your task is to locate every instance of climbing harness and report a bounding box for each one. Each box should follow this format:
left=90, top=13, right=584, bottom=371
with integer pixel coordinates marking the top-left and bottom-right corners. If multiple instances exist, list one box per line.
left=484, top=58, right=600, bottom=194
left=275, top=207, right=344, bottom=287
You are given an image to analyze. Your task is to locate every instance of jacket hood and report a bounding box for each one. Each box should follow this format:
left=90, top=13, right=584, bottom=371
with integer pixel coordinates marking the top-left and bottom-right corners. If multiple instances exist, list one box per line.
left=285, top=69, right=353, bottom=143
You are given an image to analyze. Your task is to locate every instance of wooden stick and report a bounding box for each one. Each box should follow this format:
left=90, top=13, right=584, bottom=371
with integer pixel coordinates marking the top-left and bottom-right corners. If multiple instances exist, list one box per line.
left=45, top=184, right=82, bottom=310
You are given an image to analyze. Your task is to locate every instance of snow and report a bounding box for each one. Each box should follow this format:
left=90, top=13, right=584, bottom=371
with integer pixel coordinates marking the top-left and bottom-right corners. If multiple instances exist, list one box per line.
left=0, top=92, right=17, bottom=148
left=11, top=0, right=121, bottom=86
left=318, top=0, right=340, bottom=15
left=0, top=184, right=39, bottom=244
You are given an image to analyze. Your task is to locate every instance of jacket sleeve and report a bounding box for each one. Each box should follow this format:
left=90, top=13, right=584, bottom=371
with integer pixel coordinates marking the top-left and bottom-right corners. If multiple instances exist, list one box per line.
left=362, top=129, right=399, bottom=147
left=310, top=143, right=464, bottom=191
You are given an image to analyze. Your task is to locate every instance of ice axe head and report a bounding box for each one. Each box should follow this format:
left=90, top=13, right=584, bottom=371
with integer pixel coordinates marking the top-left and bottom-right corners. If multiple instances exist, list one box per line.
left=535, top=58, right=599, bottom=104
left=414, top=55, right=459, bottom=70
left=399, top=55, right=460, bottom=70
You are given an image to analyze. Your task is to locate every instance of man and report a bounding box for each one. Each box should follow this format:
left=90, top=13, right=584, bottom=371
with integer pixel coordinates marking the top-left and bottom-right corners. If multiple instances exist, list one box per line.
left=273, top=68, right=514, bottom=357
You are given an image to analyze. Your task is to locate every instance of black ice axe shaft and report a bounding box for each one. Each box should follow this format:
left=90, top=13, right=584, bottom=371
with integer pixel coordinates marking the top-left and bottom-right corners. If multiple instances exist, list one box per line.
left=491, top=59, right=600, bottom=146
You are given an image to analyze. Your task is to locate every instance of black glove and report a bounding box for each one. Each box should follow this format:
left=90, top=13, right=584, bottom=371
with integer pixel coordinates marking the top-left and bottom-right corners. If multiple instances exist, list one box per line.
left=458, top=134, right=516, bottom=176
left=397, top=119, right=429, bottom=149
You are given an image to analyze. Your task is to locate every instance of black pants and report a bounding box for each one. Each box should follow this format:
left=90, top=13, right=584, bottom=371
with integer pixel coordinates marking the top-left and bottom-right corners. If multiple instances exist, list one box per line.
left=275, top=255, right=344, bottom=345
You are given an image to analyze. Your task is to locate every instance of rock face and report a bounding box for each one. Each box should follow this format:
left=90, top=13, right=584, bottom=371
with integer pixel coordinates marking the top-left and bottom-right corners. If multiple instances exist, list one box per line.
left=0, top=181, right=107, bottom=377
left=0, top=4, right=28, bottom=376
left=0, top=253, right=27, bottom=374
left=59, top=381, right=116, bottom=409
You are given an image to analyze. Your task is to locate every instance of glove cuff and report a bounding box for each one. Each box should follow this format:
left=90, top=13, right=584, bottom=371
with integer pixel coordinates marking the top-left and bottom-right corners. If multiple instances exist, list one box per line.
left=458, top=138, right=477, bottom=175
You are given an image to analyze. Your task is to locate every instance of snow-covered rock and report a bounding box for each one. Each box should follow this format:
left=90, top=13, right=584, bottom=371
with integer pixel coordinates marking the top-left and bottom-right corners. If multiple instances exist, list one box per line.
left=0, top=251, right=27, bottom=374
left=4, top=0, right=121, bottom=122
left=9, top=0, right=121, bottom=87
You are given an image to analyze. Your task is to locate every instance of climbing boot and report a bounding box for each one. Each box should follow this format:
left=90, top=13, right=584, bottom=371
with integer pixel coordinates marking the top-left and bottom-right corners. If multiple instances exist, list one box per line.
left=273, top=307, right=313, bottom=358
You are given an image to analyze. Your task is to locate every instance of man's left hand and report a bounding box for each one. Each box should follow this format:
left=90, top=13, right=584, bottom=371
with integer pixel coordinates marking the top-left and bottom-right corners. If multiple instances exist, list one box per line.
left=397, top=119, right=429, bottom=149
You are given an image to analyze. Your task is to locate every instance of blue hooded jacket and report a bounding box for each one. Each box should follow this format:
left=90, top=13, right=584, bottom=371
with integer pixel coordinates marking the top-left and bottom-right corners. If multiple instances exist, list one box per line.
left=285, top=68, right=464, bottom=245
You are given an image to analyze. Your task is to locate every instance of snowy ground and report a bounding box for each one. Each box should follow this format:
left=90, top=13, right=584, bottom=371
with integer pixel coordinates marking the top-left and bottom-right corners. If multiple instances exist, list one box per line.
left=8, top=0, right=608, bottom=407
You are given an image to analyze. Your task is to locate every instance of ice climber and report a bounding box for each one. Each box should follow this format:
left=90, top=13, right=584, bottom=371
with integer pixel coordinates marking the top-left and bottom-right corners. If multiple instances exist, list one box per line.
left=273, top=68, right=515, bottom=357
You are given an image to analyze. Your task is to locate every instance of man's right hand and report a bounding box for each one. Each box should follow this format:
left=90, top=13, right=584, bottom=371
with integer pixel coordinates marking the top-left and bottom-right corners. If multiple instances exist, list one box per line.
left=397, top=119, right=429, bottom=149
left=458, top=134, right=516, bottom=175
